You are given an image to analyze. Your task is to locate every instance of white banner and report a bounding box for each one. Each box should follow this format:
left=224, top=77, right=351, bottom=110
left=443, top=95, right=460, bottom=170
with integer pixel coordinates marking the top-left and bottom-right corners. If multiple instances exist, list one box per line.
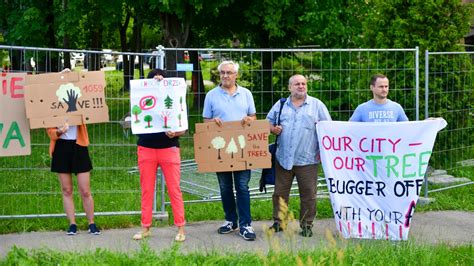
left=316, top=119, right=447, bottom=240
left=130, top=78, right=188, bottom=134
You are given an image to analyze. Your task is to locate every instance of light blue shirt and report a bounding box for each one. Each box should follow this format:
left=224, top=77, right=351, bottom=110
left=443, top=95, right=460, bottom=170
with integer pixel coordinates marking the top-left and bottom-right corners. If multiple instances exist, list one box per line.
left=266, top=95, right=332, bottom=170
left=203, top=84, right=256, bottom=122
left=349, top=99, right=408, bottom=122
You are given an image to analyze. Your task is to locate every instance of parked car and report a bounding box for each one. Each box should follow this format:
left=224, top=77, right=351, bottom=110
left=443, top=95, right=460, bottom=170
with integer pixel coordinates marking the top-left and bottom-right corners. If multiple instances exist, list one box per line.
left=102, top=49, right=114, bottom=65
left=83, top=53, right=107, bottom=70
left=71, top=53, right=84, bottom=64
left=199, top=52, right=215, bottom=61
left=115, top=55, right=140, bottom=71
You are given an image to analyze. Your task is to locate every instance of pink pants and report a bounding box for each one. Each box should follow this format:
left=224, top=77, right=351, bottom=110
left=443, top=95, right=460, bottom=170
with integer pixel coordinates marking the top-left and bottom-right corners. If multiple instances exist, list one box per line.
left=137, top=146, right=185, bottom=227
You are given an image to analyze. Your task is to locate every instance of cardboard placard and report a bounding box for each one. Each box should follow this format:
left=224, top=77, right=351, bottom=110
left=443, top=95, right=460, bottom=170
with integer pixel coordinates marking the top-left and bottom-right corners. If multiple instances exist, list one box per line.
left=24, top=71, right=109, bottom=129
left=194, top=120, right=271, bottom=172
left=0, top=73, right=31, bottom=157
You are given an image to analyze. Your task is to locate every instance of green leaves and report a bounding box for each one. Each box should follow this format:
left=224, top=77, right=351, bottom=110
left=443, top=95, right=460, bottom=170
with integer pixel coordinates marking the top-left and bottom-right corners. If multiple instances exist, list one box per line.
left=361, top=0, right=471, bottom=51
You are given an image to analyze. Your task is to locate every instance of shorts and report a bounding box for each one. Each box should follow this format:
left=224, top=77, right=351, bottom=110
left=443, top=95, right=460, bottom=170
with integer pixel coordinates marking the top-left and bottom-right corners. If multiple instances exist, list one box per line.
left=51, top=139, right=93, bottom=174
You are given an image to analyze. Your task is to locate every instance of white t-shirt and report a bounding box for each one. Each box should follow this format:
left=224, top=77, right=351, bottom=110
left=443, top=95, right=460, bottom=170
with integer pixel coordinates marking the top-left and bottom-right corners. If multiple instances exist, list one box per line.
left=59, top=125, right=78, bottom=140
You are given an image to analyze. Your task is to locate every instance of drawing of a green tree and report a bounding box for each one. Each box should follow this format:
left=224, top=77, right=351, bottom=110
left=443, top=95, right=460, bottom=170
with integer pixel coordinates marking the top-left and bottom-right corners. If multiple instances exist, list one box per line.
left=132, top=105, right=142, bottom=123
left=180, top=96, right=183, bottom=111
left=164, top=95, right=173, bottom=109
left=144, top=115, right=153, bottom=128
left=178, top=113, right=182, bottom=127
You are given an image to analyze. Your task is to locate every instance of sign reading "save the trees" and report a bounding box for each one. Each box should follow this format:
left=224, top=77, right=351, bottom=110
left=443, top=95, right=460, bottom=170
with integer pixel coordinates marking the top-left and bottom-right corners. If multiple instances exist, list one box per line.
left=194, top=120, right=271, bottom=172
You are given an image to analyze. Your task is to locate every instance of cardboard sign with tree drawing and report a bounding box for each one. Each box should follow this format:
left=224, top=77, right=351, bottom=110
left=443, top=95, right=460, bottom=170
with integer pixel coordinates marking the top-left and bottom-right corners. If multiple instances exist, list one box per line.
left=24, top=71, right=109, bottom=129
left=1, top=73, right=31, bottom=157
left=194, top=120, right=271, bottom=172
left=129, top=78, right=188, bottom=134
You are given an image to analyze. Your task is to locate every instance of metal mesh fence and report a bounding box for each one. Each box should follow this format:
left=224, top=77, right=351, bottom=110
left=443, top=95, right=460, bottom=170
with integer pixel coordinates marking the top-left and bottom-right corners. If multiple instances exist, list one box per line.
left=425, top=51, right=474, bottom=186
left=0, top=46, right=418, bottom=218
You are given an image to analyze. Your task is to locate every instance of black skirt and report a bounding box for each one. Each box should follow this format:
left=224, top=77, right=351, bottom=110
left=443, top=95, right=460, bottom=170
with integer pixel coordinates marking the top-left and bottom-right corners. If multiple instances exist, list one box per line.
left=51, top=139, right=93, bottom=174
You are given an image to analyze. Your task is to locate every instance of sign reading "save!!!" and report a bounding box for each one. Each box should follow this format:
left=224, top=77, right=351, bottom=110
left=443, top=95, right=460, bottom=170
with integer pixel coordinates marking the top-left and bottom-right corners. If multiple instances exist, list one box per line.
left=316, top=119, right=447, bottom=240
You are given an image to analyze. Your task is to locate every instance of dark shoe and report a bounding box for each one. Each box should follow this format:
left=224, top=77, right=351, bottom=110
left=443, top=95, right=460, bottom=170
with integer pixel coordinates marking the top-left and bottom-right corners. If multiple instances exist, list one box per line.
left=300, top=225, right=313, bottom=237
left=269, top=222, right=283, bottom=232
left=66, top=224, right=77, bottom=236
left=88, top=223, right=101, bottom=235
left=240, top=225, right=256, bottom=241
left=217, top=221, right=238, bottom=234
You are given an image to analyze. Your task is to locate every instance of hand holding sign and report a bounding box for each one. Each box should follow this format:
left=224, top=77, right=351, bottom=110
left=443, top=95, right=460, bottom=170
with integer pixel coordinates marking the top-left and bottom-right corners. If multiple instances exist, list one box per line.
left=57, top=122, right=69, bottom=136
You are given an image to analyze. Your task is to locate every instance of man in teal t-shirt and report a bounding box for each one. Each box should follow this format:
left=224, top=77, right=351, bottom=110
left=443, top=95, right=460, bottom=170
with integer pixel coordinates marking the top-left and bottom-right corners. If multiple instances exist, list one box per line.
left=350, top=74, right=408, bottom=122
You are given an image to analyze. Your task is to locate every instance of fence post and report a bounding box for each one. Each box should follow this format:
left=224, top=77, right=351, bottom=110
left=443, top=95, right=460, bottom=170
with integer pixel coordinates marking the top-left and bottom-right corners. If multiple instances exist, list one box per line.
left=423, top=49, right=430, bottom=198
left=415, top=46, right=420, bottom=121
left=156, top=45, right=165, bottom=70
left=161, top=171, right=166, bottom=213
left=152, top=169, right=169, bottom=221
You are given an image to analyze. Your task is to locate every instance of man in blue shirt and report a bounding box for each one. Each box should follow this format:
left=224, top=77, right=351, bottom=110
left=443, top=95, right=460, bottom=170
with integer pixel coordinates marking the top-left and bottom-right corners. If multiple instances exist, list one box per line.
left=266, top=74, right=331, bottom=237
left=350, top=74, right=408, bottom=122
left=202, top=60, right=257, bottom=241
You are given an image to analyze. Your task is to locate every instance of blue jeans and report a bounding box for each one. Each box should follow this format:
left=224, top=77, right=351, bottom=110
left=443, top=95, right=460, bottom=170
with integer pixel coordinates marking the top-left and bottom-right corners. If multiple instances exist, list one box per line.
left=216, top=170, right=252, bottom=227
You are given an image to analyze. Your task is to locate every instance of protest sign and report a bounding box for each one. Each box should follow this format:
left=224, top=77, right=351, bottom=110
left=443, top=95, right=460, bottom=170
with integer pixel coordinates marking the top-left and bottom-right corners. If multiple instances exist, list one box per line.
left=0, top=73, right=31, bottom=157
left=130, top=78, right=188, bottom=134
left=194, top=120, right=271, bottom=172
left=316, top=119, right=447, bottom=240
left=24, top=71, right=109, bottom=129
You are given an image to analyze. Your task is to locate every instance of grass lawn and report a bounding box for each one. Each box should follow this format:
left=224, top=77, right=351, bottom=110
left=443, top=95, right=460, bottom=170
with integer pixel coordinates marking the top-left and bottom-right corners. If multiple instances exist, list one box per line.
left=2, top=240, right=472, bottom=265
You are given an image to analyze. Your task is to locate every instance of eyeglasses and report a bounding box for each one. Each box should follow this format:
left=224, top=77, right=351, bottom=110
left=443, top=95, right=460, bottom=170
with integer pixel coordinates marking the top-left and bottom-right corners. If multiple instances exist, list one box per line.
left=219, top=71, right=236, bottom=76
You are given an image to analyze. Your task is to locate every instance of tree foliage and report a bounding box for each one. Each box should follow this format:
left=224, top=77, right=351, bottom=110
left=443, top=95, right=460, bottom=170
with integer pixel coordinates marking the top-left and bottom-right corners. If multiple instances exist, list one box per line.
left=0, top=0, right=471, bottom=51
left=360, top=0, right=471, bottom=51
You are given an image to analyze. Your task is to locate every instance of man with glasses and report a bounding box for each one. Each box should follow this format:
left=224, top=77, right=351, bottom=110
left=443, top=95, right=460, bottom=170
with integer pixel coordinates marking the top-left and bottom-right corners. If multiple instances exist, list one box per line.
left=267, top=74, right=331, bottom=237
left=202, top=60, right=257, bottom=241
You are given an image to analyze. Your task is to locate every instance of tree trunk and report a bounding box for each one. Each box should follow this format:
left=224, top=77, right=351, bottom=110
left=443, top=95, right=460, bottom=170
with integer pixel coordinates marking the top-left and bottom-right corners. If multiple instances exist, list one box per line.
left=62, top=0, right=71, bottom=70
left=9, top=50, right=22, bottom=72
left=37, top=0, right=59, bottom=73
left=189, top=50, right=205, bottom=110
left=131, top=15, right=144, bottom=79
left=160, top=12, right=189, bottom=78
left=87, top=30, right=102, bottom=71
left=119, top=12, right=131, bottom=91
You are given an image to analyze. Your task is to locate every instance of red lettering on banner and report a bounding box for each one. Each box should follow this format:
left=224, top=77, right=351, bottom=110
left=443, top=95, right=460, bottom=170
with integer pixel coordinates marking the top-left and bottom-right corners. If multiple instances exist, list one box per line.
left=359, top=137, right=401, bottom=153
left=247, top=132, right=269, bottom=141
left=247, top=150, right=268, bottom=157
left=1, top=76, right=24, bottom=98
left=10, top=77, right=24, bottom=98
left=83, top=84, right=104, bottom=93
left=162, top=79, right=180, bottom=87
left=1, top=79, right=6, bottom=95
left=321, top=135, right=353, bottom=151
left=333, top=156, right=365, bottom=171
